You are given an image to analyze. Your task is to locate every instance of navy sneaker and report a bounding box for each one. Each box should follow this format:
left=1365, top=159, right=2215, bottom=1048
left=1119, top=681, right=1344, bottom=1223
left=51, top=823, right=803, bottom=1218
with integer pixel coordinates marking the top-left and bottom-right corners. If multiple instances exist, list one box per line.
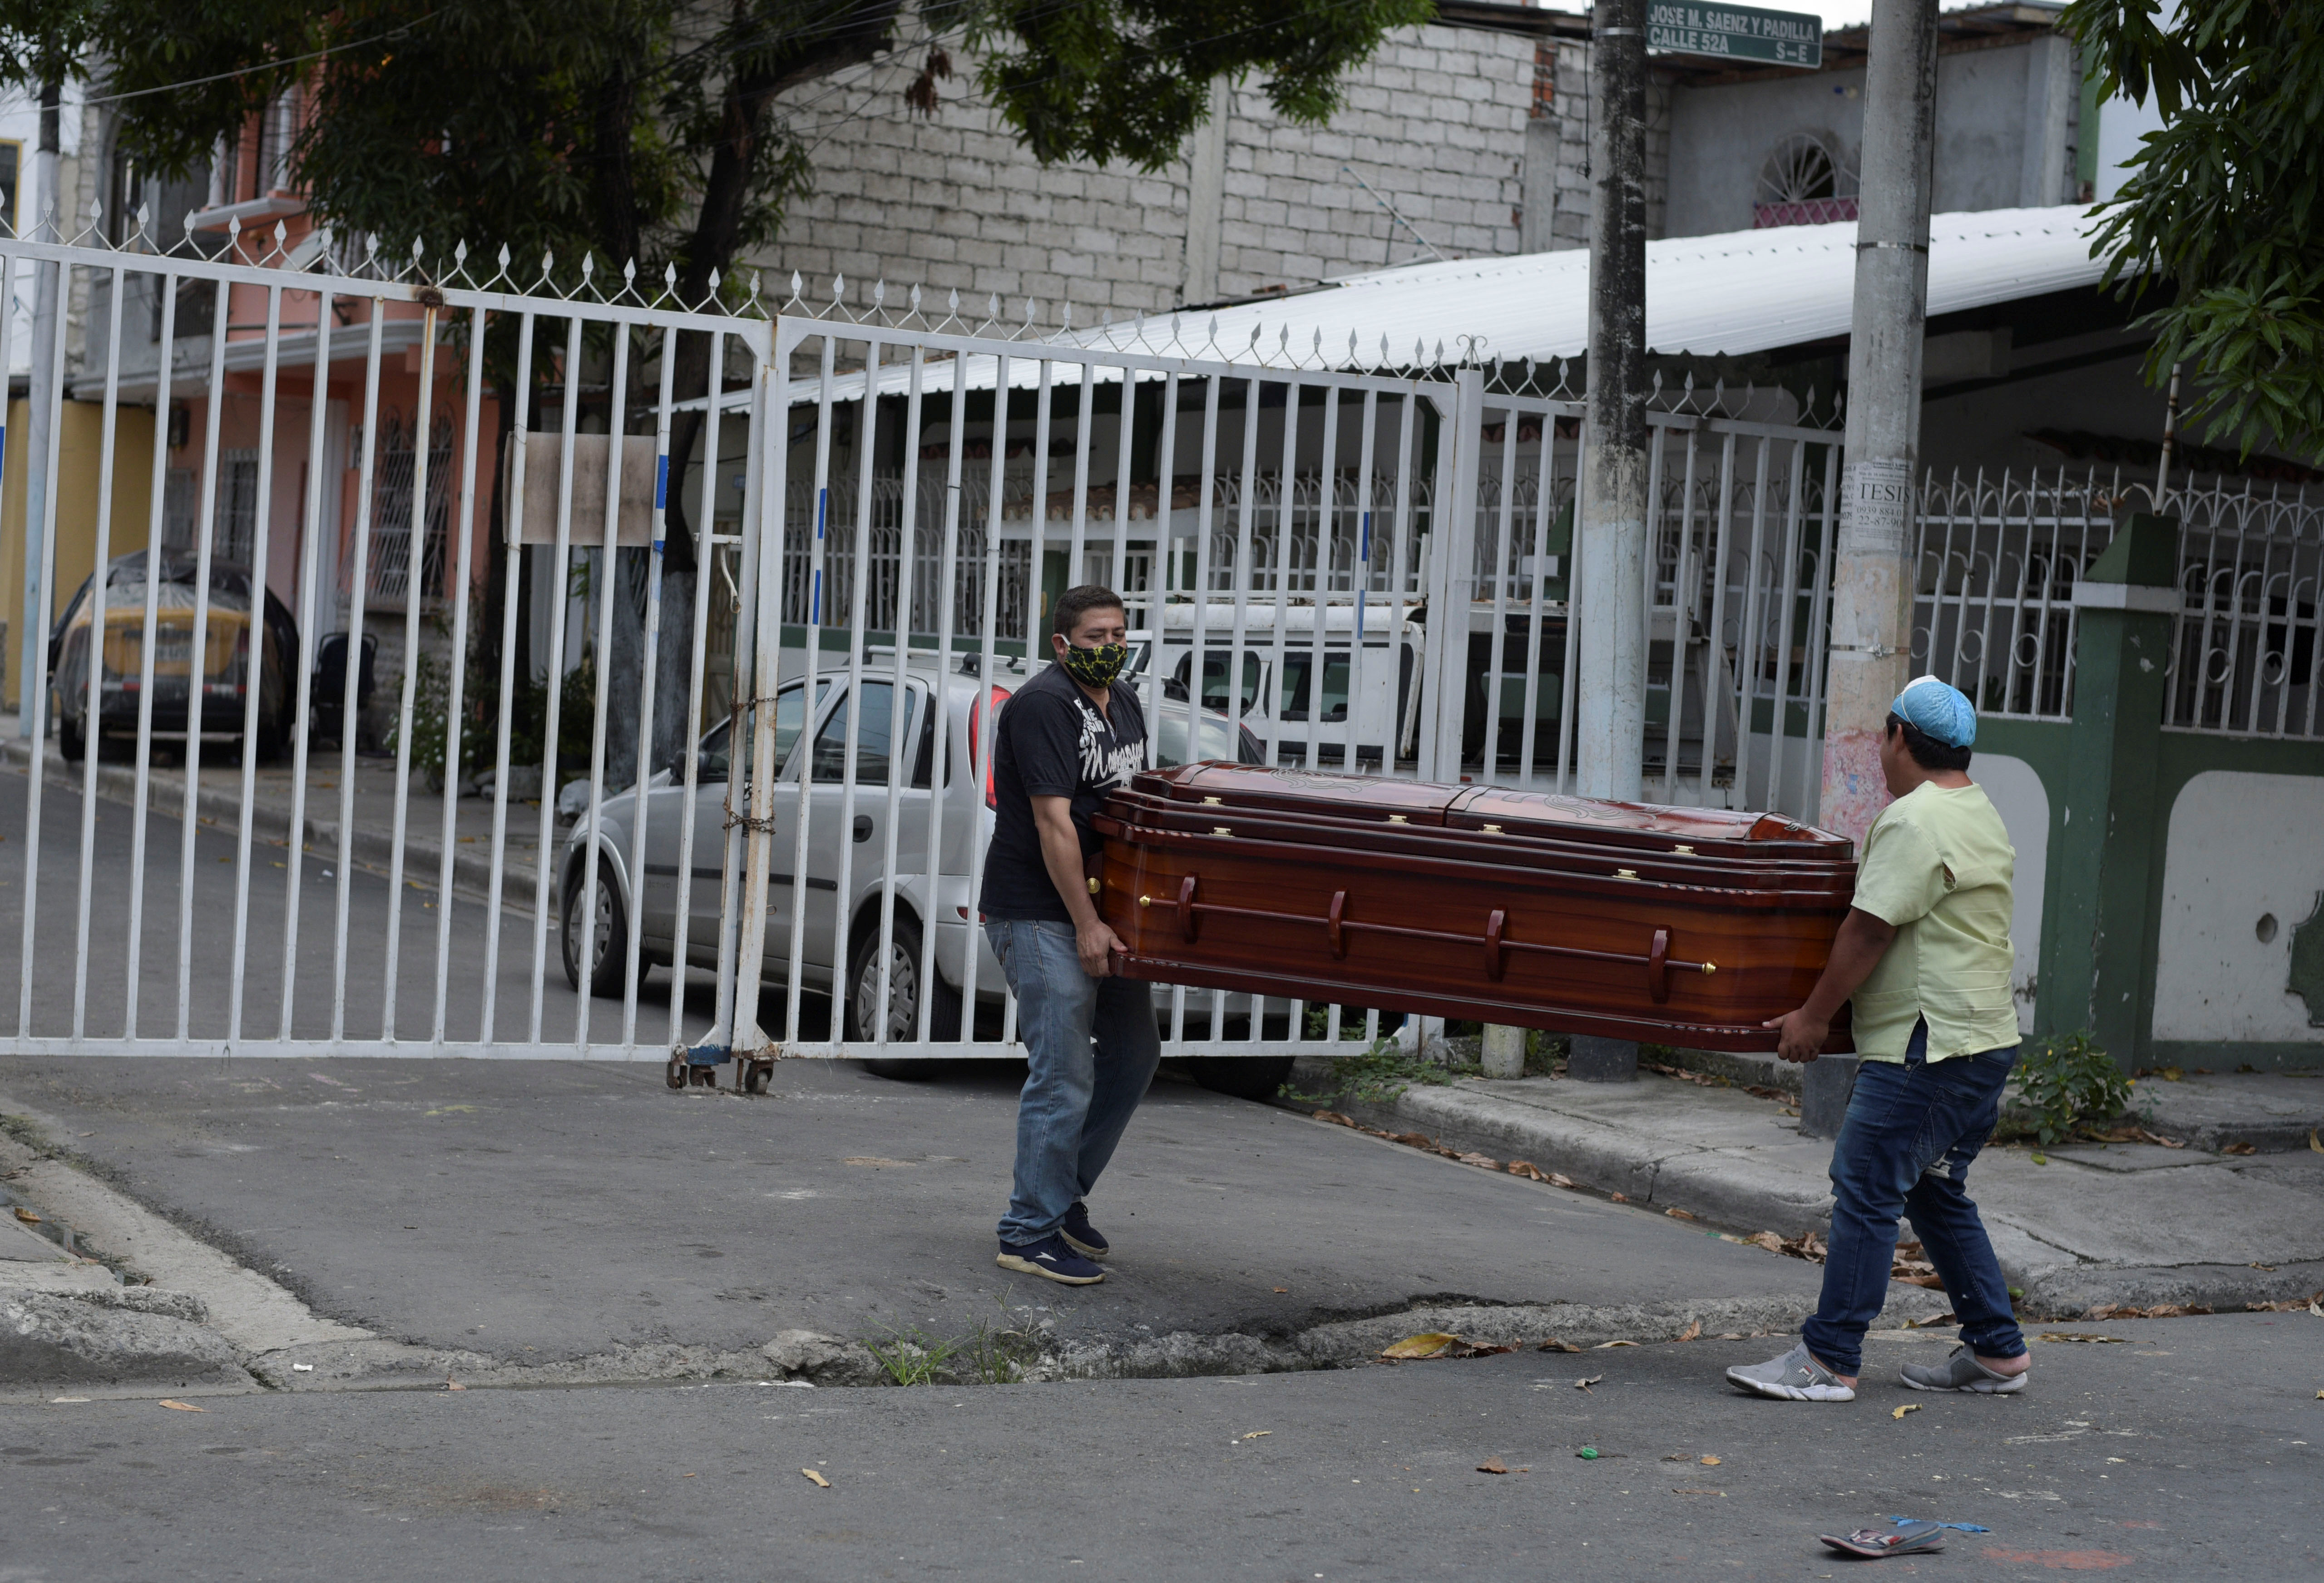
left=996, top=1232, right=1105, bottom=1285
left=1060, top=1201, right=1110, bottom=1260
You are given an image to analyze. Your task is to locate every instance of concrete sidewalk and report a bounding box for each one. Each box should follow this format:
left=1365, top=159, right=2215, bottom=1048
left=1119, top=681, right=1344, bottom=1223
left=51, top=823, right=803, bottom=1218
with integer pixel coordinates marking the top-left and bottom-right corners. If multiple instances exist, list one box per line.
left=1277, top=1055, right=2324, bottom=1318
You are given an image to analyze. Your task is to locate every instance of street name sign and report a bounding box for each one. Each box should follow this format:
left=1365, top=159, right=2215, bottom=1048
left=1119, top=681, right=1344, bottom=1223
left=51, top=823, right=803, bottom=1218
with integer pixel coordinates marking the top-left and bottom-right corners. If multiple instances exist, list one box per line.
left=1647, top=4, right=1823, bottom=69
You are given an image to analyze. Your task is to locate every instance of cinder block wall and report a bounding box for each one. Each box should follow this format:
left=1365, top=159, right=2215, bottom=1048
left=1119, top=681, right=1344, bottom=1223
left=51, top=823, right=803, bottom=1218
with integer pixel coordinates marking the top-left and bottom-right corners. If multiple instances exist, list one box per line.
left=755, top=22, right=1541, bottom=322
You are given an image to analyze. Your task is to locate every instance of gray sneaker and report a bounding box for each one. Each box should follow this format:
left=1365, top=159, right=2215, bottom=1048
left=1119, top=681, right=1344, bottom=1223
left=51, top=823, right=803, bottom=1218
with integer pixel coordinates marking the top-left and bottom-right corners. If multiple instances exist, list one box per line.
left=1900, top=1344, right=2028, bottom=1394
left=1725, top=1341, right=1856, bottom=1402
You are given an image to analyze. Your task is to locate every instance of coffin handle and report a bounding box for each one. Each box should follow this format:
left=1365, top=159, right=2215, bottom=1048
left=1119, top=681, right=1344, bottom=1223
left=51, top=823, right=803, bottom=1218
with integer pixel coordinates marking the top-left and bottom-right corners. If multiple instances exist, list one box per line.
left=1326, top=890, right=1349, bottom=959
left=1178, top=875, right=1201, bottom=944
left=1647, top=927, right=1671, bottom=1004
left=1483, top=909, right=1508, bottom=981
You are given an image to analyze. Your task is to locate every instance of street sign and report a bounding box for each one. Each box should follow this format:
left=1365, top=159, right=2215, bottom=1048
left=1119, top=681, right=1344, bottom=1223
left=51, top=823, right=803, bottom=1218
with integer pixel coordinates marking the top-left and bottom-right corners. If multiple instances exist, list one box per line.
left=1647, top=4, right=1823, bottom=69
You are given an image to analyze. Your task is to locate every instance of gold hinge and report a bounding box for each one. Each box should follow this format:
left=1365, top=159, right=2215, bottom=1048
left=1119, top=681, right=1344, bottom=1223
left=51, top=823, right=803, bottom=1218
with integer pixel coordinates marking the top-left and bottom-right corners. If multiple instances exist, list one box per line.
left=1614, top=868, right=1638, bottom=880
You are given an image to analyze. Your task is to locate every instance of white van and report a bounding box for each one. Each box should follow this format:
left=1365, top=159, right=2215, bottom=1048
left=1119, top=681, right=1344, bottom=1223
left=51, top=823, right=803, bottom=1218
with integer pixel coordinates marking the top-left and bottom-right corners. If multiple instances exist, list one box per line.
left=1147, top=599, right=1427, bottom=769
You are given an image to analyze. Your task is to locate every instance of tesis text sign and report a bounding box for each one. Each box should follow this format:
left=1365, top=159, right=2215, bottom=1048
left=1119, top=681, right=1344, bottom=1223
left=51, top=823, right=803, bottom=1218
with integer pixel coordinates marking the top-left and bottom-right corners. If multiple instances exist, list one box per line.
left=1646, top=4, right=1823, bottom=69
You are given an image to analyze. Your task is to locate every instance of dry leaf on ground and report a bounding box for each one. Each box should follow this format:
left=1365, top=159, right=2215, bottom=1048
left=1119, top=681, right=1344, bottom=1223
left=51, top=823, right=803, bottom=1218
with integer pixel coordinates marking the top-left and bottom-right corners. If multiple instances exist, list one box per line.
left=2222, top=1141, right=2257, bottom=1156
left=1457, top=1152, right=1501, bottom=1169
left=1664, top=1207, right=1697, bottom=1221
left=1609, top=1192, right=1628, bottom=1202
left=1700, top=1455, right=1722, bottom=1466
left=1573, top=1375, right=1604, bottom=1391
left=2309, top=1128, right=2322, bottom=1154
left=1240, top=1431, right=1271, bottom=1440
left=12, top=1207, right=39, bottom=1223
left=2037, top=1332, right=2130, bottom=1344
left=158, top=1400, right=205, bottom=1412
left=1477, top=1457, right=1508, bottom=1474
left=1674, top=1321, right=1703, bottom=1343
left=1381, top=1332, right=1459, bottom=1360
left=800, top=1469, right=831, bottom=1488
left=1538, top=1337, right=1584, bottom=1353
left=1891, top=1404, right=1921, bottom=1420
left=1380, top=1332, right=1510, bottom=1360
left=1312, top=1111, right=1357, bottom=1127
left=1594, top=1339, right=1640, bottom=1349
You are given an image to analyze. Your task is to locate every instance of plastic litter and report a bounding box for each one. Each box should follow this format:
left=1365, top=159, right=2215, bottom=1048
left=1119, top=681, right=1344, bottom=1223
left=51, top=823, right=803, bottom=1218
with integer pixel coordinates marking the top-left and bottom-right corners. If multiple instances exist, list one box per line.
left=1819, top=1520, right=1948, bottom=1559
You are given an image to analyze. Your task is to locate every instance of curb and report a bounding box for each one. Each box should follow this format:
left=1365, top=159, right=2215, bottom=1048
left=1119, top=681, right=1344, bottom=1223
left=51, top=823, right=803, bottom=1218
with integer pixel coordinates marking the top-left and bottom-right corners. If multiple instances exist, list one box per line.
left=1276, top=1062, right=1838, bottom=1237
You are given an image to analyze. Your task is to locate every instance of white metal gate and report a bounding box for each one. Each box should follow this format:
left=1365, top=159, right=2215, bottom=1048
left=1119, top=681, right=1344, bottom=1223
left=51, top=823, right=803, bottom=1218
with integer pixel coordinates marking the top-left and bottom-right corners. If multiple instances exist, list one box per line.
left=0, top=223, right=1844, bottom=1063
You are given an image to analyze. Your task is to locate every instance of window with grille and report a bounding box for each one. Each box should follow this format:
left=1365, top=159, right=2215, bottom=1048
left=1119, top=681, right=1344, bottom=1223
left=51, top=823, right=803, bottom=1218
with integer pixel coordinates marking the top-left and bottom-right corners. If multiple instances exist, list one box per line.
left=364, top=414, right=455, bottom=604
left=1753, top=133, right=1859, bottom=228
left=215, top=450, right=260, bottom=565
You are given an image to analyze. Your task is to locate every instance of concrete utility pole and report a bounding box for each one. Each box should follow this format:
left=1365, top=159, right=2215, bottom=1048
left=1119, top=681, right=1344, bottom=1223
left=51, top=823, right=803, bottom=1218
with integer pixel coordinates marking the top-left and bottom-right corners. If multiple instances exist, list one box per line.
left=1818, top=0, right=1938, bottom=843
left=1566, top=0, right=1650, bottom=1083
left=18, top=78, right=62, bottom=735
left=1799, top=0, right=1939, bottom=1138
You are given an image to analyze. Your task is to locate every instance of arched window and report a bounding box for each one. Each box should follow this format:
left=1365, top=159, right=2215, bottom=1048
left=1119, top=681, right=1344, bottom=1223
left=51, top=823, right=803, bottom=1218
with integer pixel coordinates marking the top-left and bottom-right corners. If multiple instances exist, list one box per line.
left=1753, top=134, right=1859, bottom=228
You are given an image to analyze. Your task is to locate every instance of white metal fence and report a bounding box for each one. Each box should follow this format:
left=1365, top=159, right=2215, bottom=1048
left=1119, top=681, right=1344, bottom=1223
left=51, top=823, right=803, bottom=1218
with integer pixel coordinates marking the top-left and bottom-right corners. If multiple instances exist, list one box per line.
left=1912, top=469, right=2324, bottom=739
left=0, top=223, right=1849, bottom=1064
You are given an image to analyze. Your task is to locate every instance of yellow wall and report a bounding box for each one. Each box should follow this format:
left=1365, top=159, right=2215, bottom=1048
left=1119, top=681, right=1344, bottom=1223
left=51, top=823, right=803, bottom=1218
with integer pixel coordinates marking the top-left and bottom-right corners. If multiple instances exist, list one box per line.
left=1, top=399, right=158, bottom=711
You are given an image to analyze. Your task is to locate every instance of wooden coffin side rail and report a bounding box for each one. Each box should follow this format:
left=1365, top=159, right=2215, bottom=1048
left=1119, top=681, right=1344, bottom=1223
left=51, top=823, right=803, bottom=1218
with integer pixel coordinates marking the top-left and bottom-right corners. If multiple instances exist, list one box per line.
left=1136, top=878, right=1715, bottom=1001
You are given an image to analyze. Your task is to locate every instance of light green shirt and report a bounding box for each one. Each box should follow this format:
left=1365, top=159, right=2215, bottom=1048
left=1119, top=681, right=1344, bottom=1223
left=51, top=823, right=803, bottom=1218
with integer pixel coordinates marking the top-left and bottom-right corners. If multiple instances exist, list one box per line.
left=1848, top=781, right=2020, bottom=1062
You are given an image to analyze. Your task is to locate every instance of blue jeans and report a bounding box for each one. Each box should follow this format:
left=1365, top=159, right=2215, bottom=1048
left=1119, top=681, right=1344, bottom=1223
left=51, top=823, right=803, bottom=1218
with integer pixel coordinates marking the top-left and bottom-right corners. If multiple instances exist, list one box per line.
left=986, top=919, right=1160, bottom=1247
left=1801, top=1020, right=2026, bottom=1378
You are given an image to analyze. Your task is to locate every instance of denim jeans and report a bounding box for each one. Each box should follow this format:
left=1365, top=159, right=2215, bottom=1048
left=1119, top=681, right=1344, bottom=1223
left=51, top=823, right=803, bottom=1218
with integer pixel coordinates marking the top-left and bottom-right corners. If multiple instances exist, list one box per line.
left=986, top=919, right=1160, bottom=1247
left=1800, top=1020, right=2026, bottom=1378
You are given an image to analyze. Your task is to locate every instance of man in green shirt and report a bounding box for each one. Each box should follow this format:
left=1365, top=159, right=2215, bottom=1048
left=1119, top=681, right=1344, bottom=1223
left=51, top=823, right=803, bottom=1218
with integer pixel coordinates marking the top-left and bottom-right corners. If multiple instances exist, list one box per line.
left=1727, top=676, right=2030, bottom=1403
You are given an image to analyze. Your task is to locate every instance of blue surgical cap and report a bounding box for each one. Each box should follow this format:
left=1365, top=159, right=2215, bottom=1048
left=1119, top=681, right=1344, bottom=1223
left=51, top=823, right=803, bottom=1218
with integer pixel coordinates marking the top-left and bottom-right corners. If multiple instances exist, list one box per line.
left=1891, top=674, right=1976, bottom=748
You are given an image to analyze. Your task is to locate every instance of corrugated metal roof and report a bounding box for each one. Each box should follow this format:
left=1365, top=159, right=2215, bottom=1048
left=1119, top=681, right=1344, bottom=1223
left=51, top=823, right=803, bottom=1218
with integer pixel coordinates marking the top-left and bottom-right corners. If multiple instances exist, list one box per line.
left=1163, top=203, right=2112, bottom=368
left=722, top=203, right=2111, bottom=410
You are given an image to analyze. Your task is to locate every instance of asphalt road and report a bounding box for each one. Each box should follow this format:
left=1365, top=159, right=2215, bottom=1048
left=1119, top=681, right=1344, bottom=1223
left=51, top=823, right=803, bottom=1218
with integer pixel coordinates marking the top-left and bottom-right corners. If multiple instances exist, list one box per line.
left=0, top=764, right=712, bottom=1049
left=0, top=1056, right=1837, bottom=1362
left=3, top=1313, right=2313, bottom=1581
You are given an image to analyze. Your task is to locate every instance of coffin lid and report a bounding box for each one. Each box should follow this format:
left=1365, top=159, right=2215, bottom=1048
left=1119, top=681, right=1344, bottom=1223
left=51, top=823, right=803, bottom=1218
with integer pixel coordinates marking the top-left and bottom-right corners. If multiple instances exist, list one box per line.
left=1136, top=763, right=1852, bottom=860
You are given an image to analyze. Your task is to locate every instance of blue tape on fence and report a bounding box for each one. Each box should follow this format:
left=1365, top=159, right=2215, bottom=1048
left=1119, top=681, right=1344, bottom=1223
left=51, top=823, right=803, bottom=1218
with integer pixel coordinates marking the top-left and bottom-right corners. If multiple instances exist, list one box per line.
left=654, top=453, right=668, bottom=510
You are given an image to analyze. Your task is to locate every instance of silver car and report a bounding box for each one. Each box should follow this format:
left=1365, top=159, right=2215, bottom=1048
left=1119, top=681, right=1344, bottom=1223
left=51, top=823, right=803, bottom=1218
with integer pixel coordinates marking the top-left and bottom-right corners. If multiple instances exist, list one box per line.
left=559, top=653, right=1260, bottom=1048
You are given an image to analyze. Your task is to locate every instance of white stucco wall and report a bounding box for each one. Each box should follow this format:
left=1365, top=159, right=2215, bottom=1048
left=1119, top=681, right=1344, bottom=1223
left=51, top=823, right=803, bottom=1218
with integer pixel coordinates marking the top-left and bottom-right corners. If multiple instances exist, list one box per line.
left=2151, top=770, right=2324, bottom=1043
left=1974, top=752, right=2048, bottom=1033
left=1661, top=36, right=2077, bottom=242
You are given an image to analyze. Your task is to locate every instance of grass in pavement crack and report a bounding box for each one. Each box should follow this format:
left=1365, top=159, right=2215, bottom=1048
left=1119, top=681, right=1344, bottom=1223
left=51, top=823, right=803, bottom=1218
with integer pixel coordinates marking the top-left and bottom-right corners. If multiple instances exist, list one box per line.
left=864, top=1297, right=1044, bottom=1386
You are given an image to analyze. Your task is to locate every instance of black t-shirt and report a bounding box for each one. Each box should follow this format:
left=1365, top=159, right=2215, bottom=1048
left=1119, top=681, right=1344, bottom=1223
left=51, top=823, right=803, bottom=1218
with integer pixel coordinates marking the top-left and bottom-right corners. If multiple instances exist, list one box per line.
left=979, top=662, right=1147, bottom=922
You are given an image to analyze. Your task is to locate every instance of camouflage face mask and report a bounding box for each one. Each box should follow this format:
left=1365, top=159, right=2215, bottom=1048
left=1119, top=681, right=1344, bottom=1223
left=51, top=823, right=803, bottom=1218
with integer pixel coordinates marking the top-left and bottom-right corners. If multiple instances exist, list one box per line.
left=1058, top=640, right=1129, bottom=689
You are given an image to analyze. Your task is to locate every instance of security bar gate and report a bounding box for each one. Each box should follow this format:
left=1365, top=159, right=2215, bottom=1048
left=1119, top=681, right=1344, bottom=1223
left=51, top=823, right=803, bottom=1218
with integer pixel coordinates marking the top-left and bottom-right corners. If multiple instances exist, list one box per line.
left=0, top=224, right=1841, bottom=1062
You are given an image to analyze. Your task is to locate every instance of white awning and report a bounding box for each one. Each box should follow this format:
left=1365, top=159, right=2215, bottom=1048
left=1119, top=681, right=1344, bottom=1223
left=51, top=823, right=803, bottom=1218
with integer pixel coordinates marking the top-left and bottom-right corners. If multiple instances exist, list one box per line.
left=712, top=203, right=2113, bottom=412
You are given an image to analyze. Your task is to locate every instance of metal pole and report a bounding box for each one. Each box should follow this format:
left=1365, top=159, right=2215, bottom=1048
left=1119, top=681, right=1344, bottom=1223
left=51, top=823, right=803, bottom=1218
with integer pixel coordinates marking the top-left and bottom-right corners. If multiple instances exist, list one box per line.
left=1567, top=0, right=1649, bottom=1083
left=1804, top=0, right=1939, bottom=1135
left=1817, top=0, right=1939, bottom=846
left=17, top=79, right=61, bottom=734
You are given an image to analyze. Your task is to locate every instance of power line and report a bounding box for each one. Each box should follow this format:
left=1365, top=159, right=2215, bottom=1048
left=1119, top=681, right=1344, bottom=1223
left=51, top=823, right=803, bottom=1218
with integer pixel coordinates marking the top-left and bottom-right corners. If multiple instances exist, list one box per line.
left=81, top=13, right=441, bottom=109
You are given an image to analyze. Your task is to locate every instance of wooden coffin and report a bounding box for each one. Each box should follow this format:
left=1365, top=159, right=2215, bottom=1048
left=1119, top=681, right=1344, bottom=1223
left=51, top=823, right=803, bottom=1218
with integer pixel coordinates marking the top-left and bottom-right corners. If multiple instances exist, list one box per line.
left=1093, top=763, right=1856, bottom=1053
